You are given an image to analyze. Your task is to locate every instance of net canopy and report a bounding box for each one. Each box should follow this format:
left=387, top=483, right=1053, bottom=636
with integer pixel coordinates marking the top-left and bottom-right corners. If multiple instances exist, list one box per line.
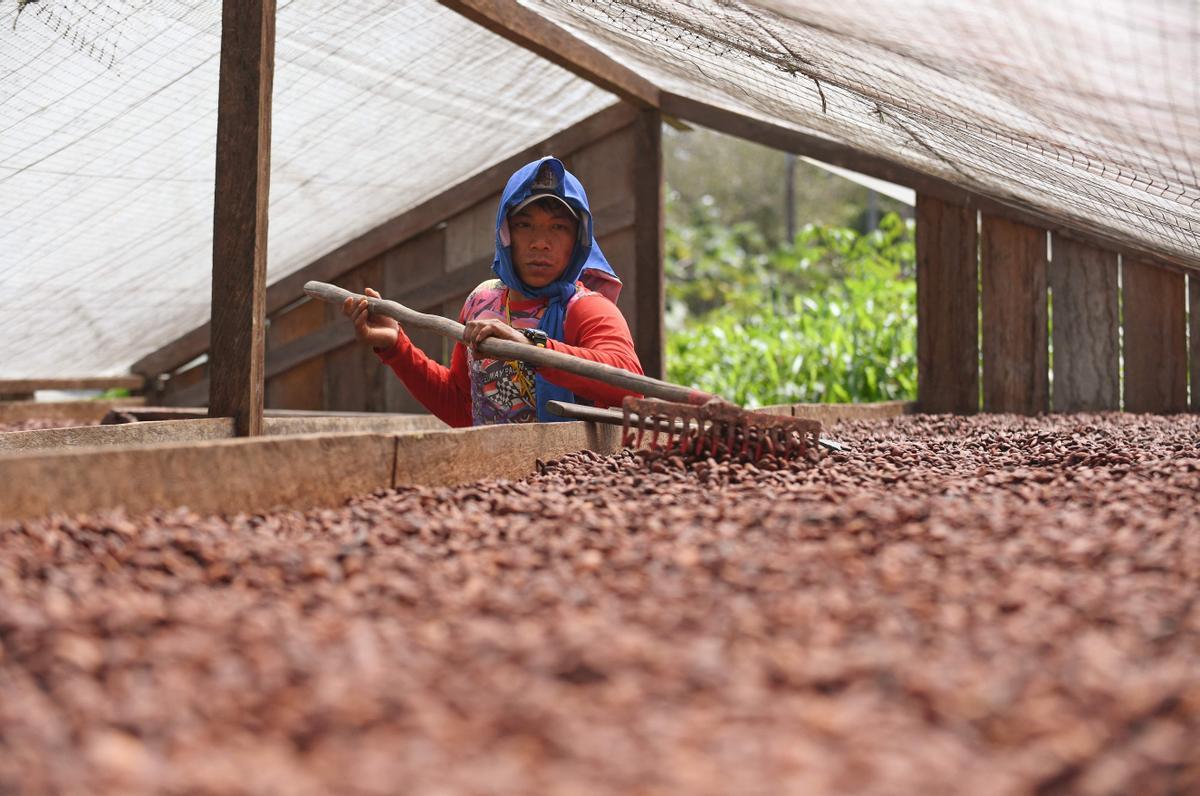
left=530, top=0, right=1198, bottom=262
left=0, top=1, right=615, bottom=378
left=2, top=0, right=1196, bottom=379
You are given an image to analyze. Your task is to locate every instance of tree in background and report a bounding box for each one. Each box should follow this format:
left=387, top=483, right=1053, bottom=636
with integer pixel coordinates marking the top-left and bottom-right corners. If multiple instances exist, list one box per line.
left=664, top=126, right=911, bottom=247
left=663, top=126, right=917, bottom=407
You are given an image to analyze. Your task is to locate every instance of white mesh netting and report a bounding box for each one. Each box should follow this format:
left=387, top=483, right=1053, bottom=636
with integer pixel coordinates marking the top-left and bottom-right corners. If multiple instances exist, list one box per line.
left=0, top=1, right=615, bottom=377
left=3, top=1, right=1197, bottom=379
left=526, top=0, right=1198, bottom=263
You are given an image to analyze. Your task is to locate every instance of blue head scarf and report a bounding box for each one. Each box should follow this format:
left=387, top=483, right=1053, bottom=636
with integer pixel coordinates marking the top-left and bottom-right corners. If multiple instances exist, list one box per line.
left=492, top=157, right=622, bottom=421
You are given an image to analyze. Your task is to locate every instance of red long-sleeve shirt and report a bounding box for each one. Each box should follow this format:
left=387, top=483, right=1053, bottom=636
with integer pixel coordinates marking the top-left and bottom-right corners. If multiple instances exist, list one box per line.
left=376, top=287, right=643, bottom=427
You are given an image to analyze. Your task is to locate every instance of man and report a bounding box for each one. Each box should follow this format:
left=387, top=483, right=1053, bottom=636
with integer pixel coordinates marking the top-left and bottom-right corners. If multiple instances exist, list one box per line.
left=344, top=157, right=643, bottom=427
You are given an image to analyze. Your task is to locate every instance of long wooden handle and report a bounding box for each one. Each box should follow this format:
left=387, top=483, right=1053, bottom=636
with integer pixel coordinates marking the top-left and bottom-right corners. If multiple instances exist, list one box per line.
left=303, top=281, right=717, bottom=406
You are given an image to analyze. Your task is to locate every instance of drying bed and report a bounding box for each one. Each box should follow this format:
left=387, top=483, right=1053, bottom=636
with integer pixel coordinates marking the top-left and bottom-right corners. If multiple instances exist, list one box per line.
left=1, top=413, right=1198, bottom=794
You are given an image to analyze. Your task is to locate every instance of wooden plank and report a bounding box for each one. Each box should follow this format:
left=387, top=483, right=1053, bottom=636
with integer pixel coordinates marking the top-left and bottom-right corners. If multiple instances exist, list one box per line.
left=437, top=0, right=659, bottom=108
left=0, top=421, right=618, bottom=521
left=402, top=254, right=495, bottom=311
left=131, top=104, right=637, bottom=378
left=392, top=421, right=622, bottom=486
left=445, top=197, right=498, bottom=273
left=632, top=108, right=665, bottom=379
left=659, top=92, right=1200, bottom=275
left=265, top=297, right=326, bottom=410
left=565, top=124, right=637, bottom=206
left=1048, top=236, right=1119, bottom=412
left=384, top=228, right=447, bottom=413
left=162, top=360, right=207, bottom=406
left=915, top=194, right=979, bottom=414
left=1123, top=257, right=1187, bottom=413
left=759, top=400, right=916, bottom=422
left=209, top=0, right=276, bottom=436
left=602, top=227, right=639, bottom=360
left=1192, top=275, right=1200, bottom=413
left=0, top=415, right=446, bottom=454
left=0, top=398, right=144, bottom=424
left=0, top=377, right=145, bottom=394
left=323, top=260, right=385, bottom=411
left=981, top=215, right=1049, bottom=414
left=0, top=433, right=395, bottom=521
left=0, top=418, right=235, bottom=453
left=103, top=407, right=439, bottom=422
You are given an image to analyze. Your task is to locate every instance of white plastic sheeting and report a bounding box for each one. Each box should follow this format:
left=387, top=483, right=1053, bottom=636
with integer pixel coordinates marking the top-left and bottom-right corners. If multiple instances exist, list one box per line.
left=0, top=1, right=615, bottom=377
left=526, top=0, right=1199, bottom=264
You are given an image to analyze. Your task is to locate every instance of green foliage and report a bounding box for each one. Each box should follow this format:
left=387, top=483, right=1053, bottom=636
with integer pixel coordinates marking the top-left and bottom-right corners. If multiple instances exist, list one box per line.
left=665, top=207, right=917, bottom=407
left=96, top=387, right=131, bottom=399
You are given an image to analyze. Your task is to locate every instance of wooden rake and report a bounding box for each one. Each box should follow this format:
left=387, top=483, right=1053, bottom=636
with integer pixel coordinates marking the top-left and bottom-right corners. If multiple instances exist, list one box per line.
left=304, top=281, right=825, bottom=462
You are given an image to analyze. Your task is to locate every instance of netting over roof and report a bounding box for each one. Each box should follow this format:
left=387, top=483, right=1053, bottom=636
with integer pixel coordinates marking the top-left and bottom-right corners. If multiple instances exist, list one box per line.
left=3, top=0, right=1197, bottom=379
left=0, top=1, right=615, bottom=377
left=528, top=0, right=1198, bottom=263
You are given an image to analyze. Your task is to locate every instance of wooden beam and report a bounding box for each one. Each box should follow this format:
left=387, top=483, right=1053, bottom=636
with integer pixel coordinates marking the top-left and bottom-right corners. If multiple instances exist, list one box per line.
left=0, top=377, right=145, bottom=394
left=209, top=0, right=276, bottom=436
left=0, top=432, right=395, bottom=521
left=632, top=108, right=665, bottom=379
left=0, top=398, right=144, bottom=424
left=981, top=215, right=1048, bottom=414
left=916, top=194, right=979, bottom=414
left=1048, top=236, right=1119, bottom=412
left=437, top=0, right=659, bottom=109
left=101, top=407, right=440, bottom=422
left=659, top=92, right=1200, bottom=275
left=0, top=422, right=620, bottom=521
left=1123, top=258, right=1187, bottom=413
left=133, top=104, right=637, bottom=379
left=1191, top=275, right=1200, bottom=413
left=0, top=415, right=446, bottom=454
left=758, top=400, right=916, bottom=422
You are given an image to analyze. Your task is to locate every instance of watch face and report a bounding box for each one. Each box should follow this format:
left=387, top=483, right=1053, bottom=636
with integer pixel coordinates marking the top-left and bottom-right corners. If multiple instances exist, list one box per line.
left=523, top=329, right=548, bottom=346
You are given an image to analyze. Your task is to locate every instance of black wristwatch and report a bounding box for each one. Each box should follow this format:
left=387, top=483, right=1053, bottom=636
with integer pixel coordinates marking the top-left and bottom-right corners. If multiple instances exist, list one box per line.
left=521, top=328, right=549, bottom=347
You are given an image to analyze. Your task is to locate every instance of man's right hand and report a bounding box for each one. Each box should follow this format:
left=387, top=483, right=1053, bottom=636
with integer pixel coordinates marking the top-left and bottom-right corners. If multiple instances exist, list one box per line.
left=343, top=287, right=400, bottom=351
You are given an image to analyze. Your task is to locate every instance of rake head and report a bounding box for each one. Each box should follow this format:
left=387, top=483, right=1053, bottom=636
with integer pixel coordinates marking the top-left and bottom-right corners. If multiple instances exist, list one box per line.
left=620, top=397, right=822, bottom=464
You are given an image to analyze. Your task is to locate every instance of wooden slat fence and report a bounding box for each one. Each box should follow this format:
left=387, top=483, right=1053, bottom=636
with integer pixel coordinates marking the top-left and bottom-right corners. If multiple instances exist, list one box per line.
left=916, top=195, right=1195, bottom=415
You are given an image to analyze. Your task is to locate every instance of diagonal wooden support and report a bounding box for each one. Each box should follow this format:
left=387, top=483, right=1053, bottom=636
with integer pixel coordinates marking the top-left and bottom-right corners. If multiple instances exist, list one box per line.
left=209, top=0, right=276, bottom=436
left=437, top=0, right=660, bottom=109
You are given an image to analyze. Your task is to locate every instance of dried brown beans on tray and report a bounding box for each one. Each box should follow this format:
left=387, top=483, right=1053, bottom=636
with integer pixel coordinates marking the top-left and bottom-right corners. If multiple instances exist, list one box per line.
left=2, top=413, right=1198, bottom=794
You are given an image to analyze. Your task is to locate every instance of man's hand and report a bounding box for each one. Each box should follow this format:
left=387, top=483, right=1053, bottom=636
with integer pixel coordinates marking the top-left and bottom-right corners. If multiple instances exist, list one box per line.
left=462, top=318, right=529, bottom=352
left=343, top=287, right=399, bottom=351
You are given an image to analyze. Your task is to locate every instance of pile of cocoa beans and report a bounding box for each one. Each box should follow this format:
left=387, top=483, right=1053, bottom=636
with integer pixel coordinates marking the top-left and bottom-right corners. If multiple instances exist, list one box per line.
left=1, top=413, right=1198, bottom=794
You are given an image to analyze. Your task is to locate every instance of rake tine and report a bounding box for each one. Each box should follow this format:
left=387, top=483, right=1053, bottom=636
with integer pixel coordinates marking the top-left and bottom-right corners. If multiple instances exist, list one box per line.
left=677, top=415, right=691, bottom=454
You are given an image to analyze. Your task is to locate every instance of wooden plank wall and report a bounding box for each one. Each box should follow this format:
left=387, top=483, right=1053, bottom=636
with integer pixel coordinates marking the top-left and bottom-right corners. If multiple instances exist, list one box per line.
left=1123, top=258, right=1187, bottom=413
left=1049, top=235, right=1119, bottom=412
left=152, top=103, right=661, bottom=413
left=981, top=215, right=1048, bottom=414
left=915, top=195, right=978, bottom=413
left=917, top=196, right=1193, bottom=416
left=1191, top=275, right=1200, bottom=413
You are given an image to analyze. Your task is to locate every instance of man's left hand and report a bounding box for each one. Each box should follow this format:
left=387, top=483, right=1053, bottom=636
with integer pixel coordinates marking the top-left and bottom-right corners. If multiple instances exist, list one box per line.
left=462, top=318, right=529, bottom=351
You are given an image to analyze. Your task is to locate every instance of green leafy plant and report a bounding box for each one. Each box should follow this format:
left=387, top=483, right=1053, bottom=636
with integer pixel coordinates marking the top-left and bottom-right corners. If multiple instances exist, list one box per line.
left=665, top=205, right=917, bottom=407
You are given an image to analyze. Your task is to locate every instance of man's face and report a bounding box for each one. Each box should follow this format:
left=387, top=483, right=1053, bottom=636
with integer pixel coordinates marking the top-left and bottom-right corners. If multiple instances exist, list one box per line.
left=508, top=201, right=579, bottom=290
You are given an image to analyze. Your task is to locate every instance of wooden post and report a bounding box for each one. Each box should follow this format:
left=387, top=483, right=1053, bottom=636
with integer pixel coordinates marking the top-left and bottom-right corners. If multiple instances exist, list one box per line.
left=1048, top=235, right=1119, bottom=411
left=208, top=0, right=276, bottom=436
left=981, top=215, right=1049, bottom=414
left=1190, top=274, right=1199, bottom=413
left=916, top=194, right=978, bottom=413
left=632, top=108, right=665, bottom=380
left=1123, top=258, right=1187, bottom=413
